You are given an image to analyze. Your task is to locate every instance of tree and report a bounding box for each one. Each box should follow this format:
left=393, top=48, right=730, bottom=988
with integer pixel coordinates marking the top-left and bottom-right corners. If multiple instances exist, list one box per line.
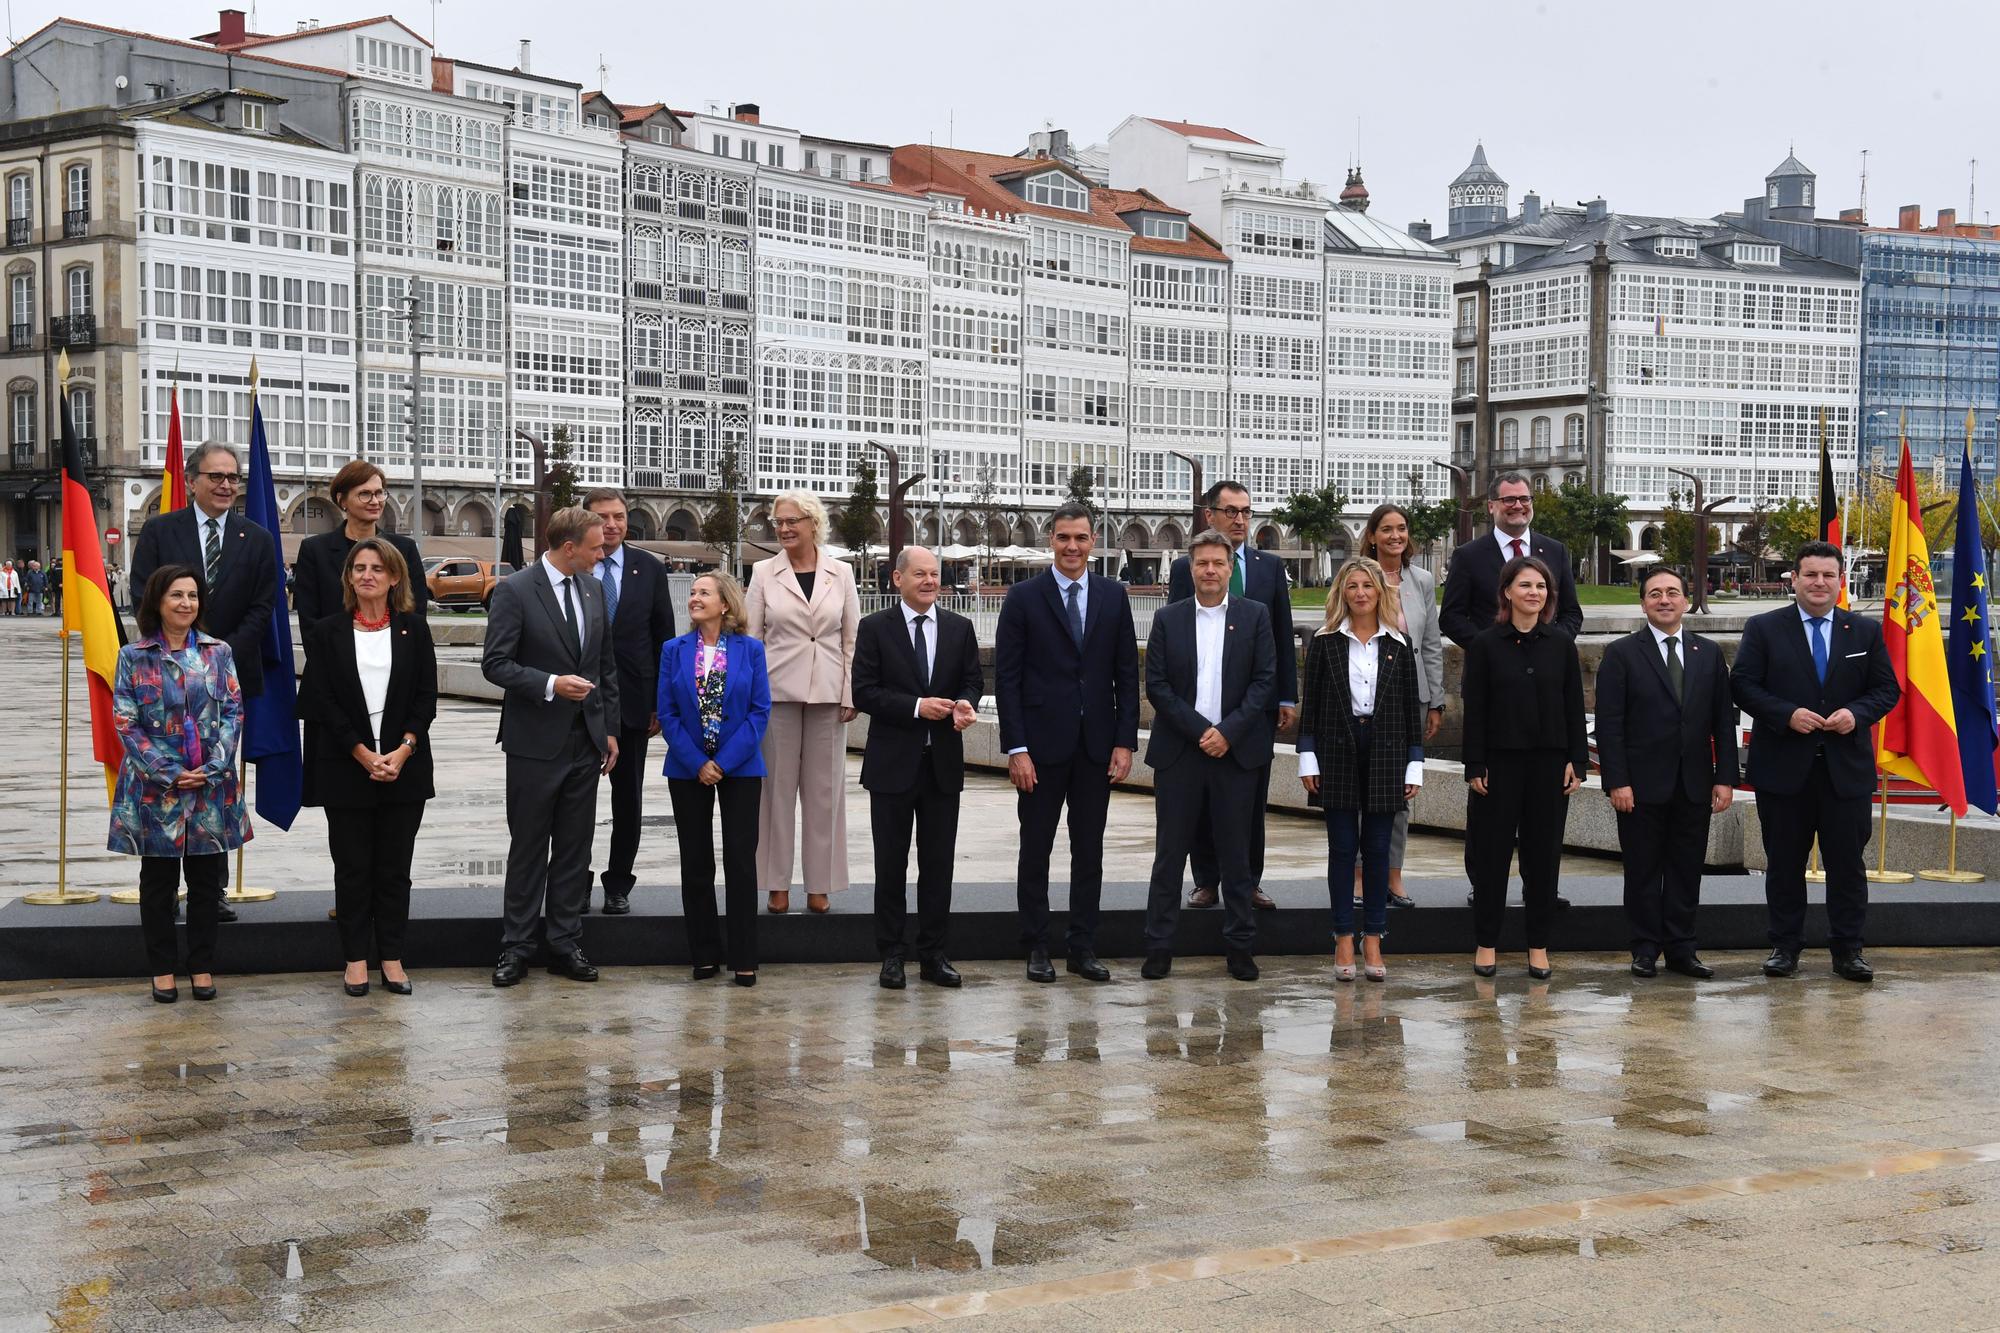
left=1730, top=502, right=1773, bottom=582
left=1533, top=481, right=1629, bottom=582
left=545, top=424, right=579, bottom=512
left=1403, top=495, right=1459, bottom=562
left=1766, top=496, right=1820, bottom=564
left=970, top=462, right=1012, bottom=570
left=1272, top=483, right=1351, bottom=577
left=1063, top=465, right=1101, bottom=518
left=835, top=461, right=882, bottom=551
left=700, top=441, right=744, bottom=553
left=1659, top=489, right=1719, bottom=568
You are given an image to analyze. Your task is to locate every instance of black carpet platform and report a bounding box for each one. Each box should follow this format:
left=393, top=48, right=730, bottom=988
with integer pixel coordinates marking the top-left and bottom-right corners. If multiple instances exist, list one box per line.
left=5, top=875, right=2000, bottom=980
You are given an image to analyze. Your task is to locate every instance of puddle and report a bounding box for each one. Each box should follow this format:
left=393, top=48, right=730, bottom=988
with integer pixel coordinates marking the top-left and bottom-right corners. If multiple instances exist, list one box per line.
left=805, top=1180, right=1137, bottom=1272
left=426, top=859, right=507, bottom=878
left=1490, top=1233, right=1642, bottom=1258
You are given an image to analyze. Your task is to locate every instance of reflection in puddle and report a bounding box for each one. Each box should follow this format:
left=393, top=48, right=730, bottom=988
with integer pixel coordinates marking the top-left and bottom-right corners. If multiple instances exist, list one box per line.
left=426, top=858, right=507, bottom=878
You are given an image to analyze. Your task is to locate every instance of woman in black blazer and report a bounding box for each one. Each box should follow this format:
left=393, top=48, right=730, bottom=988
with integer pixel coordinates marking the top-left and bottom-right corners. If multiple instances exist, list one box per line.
left=296, top=538, right=438, bottom=996
left=1297, top=557, right=1425, bottom=983
left=1461, top=555, right=1588, bottom=980
left=293, top=459, right=426, bottom=627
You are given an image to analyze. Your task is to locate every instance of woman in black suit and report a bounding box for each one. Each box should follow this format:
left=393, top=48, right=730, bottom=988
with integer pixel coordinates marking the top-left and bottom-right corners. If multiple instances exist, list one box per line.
left=1297, top=557, right=1425, bottom=983
left=293, top=459, right=426, bottom=627
left=1461, top=555, right=1587, bottom=980
left=296, top=537, right=437, bottom=996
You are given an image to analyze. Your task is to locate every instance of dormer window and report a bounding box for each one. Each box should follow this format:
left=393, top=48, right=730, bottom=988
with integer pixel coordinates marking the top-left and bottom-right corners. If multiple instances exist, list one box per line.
left=1733, top=242, right=1780, bottom=266
left=1141, top=216, right=1187, bottom=241
left=1024, top=170, right=1088, bottom=212
left=240, top=103, right=266, bottom=132
left=1653, top=235, right=1695, bottom=258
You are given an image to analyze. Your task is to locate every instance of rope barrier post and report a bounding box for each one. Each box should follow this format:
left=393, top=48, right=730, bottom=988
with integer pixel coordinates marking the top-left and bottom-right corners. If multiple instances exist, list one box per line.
left=225, top=750, right=276, bottom=903
left=1919, top=810, right=1985, bottom=883
left=25, top=628, right=100, bottom=906
left=1869, top=774, right=1915, bottom=884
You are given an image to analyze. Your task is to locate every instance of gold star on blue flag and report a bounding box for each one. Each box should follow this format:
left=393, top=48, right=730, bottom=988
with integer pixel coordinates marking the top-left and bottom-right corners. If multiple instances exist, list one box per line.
left=1946, top=440, right=2000, bottom=813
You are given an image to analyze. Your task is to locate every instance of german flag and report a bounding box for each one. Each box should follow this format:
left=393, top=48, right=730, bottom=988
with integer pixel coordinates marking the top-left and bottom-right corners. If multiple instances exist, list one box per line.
left=57, top=350, right=125, bottom=800
left=1818, top=408, right=1848, bottom=608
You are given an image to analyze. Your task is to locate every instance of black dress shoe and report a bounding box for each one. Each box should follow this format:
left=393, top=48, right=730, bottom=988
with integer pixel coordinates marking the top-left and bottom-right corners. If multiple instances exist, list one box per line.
left=1554, top=896, right=1571, bottom=911
left=344, top=979, right=370, bottom=997
left=602, top=894, right=630, bottom=916
left=1140, top=950, right=1173, bottom=980
left=1226, top=951, right=1260, bottom=982
left=1026, top=949, right=1057, bottom=983
left=1387, top=892, right=1416, bottom=910
left=548, top=951, right=599, bottom=982
left=879, top=957, right=907, bottom=990
left=1066, top=951, right=1110, bottom=982
left=492, top=953, right=528, bottom=987
left=733, top=971, right=757, bottom=987
left=1762, top=949, right=1800, bottom=978
left=1630, top=955, right=1658, bottom=978
left=190, top=983, right=217, bottom=1002
left=691, top=963, right=721, bottom=981
left=216, top=901, right=239, bottom=923
left=1832, top=952, right=1875, bottom=983
left=1665, top=956, right=1714, bottom=980
left=380, top=974, right=413, bottom=995
left=150, top=984, right=177, bottom=1004
left=919, top=958, right=962, bottom=988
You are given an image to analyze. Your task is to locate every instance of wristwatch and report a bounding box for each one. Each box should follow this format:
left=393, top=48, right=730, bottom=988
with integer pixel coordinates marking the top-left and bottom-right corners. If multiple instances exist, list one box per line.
left=400, top=734, right=419, bottom=753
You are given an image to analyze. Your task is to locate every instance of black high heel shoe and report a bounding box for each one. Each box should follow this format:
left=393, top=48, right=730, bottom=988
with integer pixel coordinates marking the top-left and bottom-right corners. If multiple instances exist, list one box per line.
left=692, top=964, right=721, bottom=981
left=1472, top=952, right=1497, bottom=978
left=343, top=976, right=370, bottom=997
left=190, top=982, right=217, bottom=1002
left=380, top=973, right=413, bottom=996
left=150, top=983, right=178, bottom=1004
left=1526, top=964, right=1553, bottom=981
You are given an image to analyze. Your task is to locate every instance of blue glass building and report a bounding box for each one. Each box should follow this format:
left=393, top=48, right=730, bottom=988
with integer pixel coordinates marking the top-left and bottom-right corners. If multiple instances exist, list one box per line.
left=1859, top=229, right=2000, bottom=480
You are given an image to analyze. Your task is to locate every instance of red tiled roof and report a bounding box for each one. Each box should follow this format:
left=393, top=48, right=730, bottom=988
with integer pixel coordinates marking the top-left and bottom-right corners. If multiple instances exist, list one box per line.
left=430, top=56, right=454, bottom=94
left=1147, top=117, right=1260, bottom=146
left=228, top=14, right=432, bottom=51
left=890, top=144, right=1127, bottom=232
left=1096, top=187, right=1226, bottom=262
left=8, top=17, right=348, bottom=76
left=1095, top=187, right=1189, bottom=218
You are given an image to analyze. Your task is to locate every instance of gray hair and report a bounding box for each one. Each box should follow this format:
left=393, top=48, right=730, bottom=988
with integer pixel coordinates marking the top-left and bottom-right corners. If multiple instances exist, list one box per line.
left=186, top=440, right=239, bottom=477
left=771, top=489, right=829, bottom=542
left=895, top=545, right=938, bottom=573
left=1188, top=528, right=1234, bottom=557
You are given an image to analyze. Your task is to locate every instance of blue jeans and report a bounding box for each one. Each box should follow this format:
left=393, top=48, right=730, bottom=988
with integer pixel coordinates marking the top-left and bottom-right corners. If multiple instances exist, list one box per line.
left=1325, top=718, right=1395, bottom=938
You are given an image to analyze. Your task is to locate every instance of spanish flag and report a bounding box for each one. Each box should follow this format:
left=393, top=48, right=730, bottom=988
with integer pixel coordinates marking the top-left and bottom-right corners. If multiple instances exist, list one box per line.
left=57, top=350, right=125, bottom=801
left=159, top=377, right=185, bottom=514
left=1877, top=438, right=1966, bottom=815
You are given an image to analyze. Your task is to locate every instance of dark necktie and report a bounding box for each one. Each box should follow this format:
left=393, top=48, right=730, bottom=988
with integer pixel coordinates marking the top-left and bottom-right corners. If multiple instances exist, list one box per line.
left=561, top=576, right=580, bottom=652
left=1810, top=617, right=1828, bottom=684
left=911, top=612, right=931, bottom=690
left=203, top=518, right=222, bottom=586
left=1229, top=551, right=1245, bottom=598
left=1509, top=537, right=1524, bottom=561
left=1665, top=634, right=1684, bottom=700
left=599, top=557, right=619, bottom=622
left=1064, top=580, right=1083, bottom=648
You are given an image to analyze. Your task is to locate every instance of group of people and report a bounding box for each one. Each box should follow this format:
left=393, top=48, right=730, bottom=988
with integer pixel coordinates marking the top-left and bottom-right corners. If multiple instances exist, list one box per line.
left=1, top=557, right=52, bottom=615
left=103, top=443, right=1902, bottom=1003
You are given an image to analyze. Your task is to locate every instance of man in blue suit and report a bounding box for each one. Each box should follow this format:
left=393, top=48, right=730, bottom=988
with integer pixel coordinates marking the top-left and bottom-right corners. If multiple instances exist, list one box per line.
left=995, top=503, right=1140, bottom=982
left=1167, top=480, right=1296, bottom=910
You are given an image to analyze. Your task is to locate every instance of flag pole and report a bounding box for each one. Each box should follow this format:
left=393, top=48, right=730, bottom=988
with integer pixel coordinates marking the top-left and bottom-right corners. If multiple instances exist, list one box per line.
left=1870, top=774, right=1915, bottom=883
left=1922, top=408, right=1991, bottom=883
left=24, top=627, right=99, bottom=905
left=1919, top=810, right=1984, bottom=882
left=1806, top=839, right=1825, bottom=883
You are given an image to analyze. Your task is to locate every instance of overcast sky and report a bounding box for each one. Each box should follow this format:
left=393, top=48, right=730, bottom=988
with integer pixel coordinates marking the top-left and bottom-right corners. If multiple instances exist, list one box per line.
left=33, top=0, right=2000, bottom=233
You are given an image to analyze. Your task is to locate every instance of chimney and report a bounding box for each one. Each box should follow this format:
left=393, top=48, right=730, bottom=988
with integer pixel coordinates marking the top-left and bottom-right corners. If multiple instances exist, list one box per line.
left=1838, top=207, right=1863, bottom=224
left=217, top=8, right=246, bottom=45
left=1049, top=128, right=1070, bottom=159
left=1938, top=207, right=1957, bottom=232
left=732, top=103, right=761, bottom=124
left=1521, top=191, right=1541, bottom=224
left=517, top=39, right=531, bottom=72
left=1899, top=204, right=1921, bottom=231
left=1584, top=197, right=1608, bottom=222
left=1407, top=220, right=1433, bottom=242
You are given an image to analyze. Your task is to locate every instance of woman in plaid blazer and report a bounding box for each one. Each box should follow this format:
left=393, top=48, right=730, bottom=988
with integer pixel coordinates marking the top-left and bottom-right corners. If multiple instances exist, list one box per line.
left=1297, top=558, right=1425, bottom=982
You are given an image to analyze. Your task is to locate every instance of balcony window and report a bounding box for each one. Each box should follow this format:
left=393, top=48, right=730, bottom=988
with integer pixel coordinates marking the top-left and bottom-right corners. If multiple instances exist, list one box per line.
left=66, top=265, right=92, bottom=318
left=10, top=391, right=34, bottom=458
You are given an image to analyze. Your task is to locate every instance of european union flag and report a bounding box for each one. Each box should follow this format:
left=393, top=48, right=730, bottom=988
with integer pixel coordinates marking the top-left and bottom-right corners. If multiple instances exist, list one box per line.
left=1947, top=440, right=2000, bottom=815
left=242, top=362, right=304, bottom=830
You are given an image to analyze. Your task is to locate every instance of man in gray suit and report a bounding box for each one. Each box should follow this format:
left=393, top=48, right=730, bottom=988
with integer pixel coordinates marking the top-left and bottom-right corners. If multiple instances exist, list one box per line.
left=1141, top=530, right=1277, bottom=982
left=482, top=506, right=621, bottom=986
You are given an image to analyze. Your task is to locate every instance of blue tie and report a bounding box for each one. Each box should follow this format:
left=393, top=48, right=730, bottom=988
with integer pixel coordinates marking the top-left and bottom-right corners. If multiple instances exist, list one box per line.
left=1064, top=580, right=1083, bottom=648
left=1810, top=617, right=1828, bottom=684
left=599, top=557, right=619, bottom=622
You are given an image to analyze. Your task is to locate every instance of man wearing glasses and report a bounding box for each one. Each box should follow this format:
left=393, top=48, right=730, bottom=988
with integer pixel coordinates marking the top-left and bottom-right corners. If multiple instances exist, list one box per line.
left=1166, top=481, right=1296, bottom=912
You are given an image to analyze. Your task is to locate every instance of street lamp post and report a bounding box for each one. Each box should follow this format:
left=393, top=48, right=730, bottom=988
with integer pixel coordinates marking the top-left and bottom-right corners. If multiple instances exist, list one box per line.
left=1435, top=459, right=1475, bottom=546
left=377, top=289, right=425, bottom=537
left=1167, top=450, right=1206, bottom=544
left=514, top=426, right=548, bottom=548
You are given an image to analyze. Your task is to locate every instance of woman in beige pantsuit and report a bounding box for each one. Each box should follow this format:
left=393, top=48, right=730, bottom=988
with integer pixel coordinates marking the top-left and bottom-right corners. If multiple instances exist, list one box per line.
left=746, top=491, right=861, bottom=914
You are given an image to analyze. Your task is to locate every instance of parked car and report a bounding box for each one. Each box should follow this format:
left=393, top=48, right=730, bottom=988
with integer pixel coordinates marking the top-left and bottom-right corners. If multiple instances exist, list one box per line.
left=427, top=558, right=517, bottom=611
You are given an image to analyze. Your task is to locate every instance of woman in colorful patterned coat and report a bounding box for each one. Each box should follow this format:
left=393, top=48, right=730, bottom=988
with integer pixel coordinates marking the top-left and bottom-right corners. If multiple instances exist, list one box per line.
left=110, top=564, right=251, bottom=1004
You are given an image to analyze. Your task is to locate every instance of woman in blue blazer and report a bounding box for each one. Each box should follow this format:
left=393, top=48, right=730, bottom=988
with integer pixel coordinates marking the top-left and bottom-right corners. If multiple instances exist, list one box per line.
left=659, top=571, right=771, bottom=985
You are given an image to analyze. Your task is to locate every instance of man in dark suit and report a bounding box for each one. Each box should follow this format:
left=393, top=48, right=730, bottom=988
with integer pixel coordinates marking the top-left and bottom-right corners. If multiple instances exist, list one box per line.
left=1442, top=470, right=1583, bottom=910
left=852, top=546, right=985, bottom=990
left=1439, top=472, right=1584, bottom=650
left=129, top=440, right=281, bottom=924
left=1166, top=480, right=1295, bottom=911
left=581, top=488, right=676, bottom=916
left=994, top=503, right=1140, bottom=983
left=1596, top=567, right=1739, bottom=979
left=1142, top=530, right=1276, bottom=982
left=1731, top=542, right=1898, bottom=982
left=481, top=506, right=621, bottom=987
left=129, top=441, right=280, bottom=700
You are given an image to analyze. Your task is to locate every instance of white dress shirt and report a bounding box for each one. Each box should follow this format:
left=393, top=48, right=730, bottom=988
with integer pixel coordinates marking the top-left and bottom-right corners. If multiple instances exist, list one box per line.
left=901, top=599, right=940, bottom=724
left=354, top=624, right=392, bottom=746
left=1052, top=566, right=1087, bottom=630
left=1649, top=622, right=1688, bottom=672
left=1493, top=526, right=1533, bottom=563
left=198, top=509, right=228, bottom=566
left=1296, top=624, right=1424, bottom=787
left=1193, top=598, right=1228, bottom=725
left=539, top=553, right=583, bottom=701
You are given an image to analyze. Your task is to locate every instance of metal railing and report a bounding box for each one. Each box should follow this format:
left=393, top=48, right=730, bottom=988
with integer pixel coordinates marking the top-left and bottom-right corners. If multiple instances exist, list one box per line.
left=62, top=209, right=87, bottom=239
left=5, top=217, right=26, bottom=247
left=50, top=313, right=95, bottom=348
left=8, top=322, right=29, bottom=352
left=10, top=441, right=35, bottom=467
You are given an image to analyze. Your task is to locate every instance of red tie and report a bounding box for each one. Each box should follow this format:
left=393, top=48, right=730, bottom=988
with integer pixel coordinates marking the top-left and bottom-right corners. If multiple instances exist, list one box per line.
left=1510, top=539, right=1524, bottom=561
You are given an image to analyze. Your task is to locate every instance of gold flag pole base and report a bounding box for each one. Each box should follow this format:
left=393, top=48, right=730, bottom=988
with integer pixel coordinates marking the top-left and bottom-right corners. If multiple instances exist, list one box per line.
left=225, top=752, right=277, bottom=902
left=1869, top=776, right=1916, bottom=883
left=224, top=885, right=278, bottom=904
left=23, top=888, right=100, bottom=906
left=1919, top=811, right=1985, bottom=883
left=109, top=887, right=187, bottom=905
left=1805, top=841, right=1826, bottom=884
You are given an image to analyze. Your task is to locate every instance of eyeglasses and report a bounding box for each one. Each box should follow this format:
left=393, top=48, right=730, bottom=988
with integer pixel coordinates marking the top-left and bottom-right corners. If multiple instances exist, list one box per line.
left=1210, top=505, right=1253, bottom=520
left=197, top=472, right=241, bottom=486
left=773, top=517, right=808, bottom=530
left=1495, top=497, right=1533, bottom=508
left=348, top=488, right=387, bottom=501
